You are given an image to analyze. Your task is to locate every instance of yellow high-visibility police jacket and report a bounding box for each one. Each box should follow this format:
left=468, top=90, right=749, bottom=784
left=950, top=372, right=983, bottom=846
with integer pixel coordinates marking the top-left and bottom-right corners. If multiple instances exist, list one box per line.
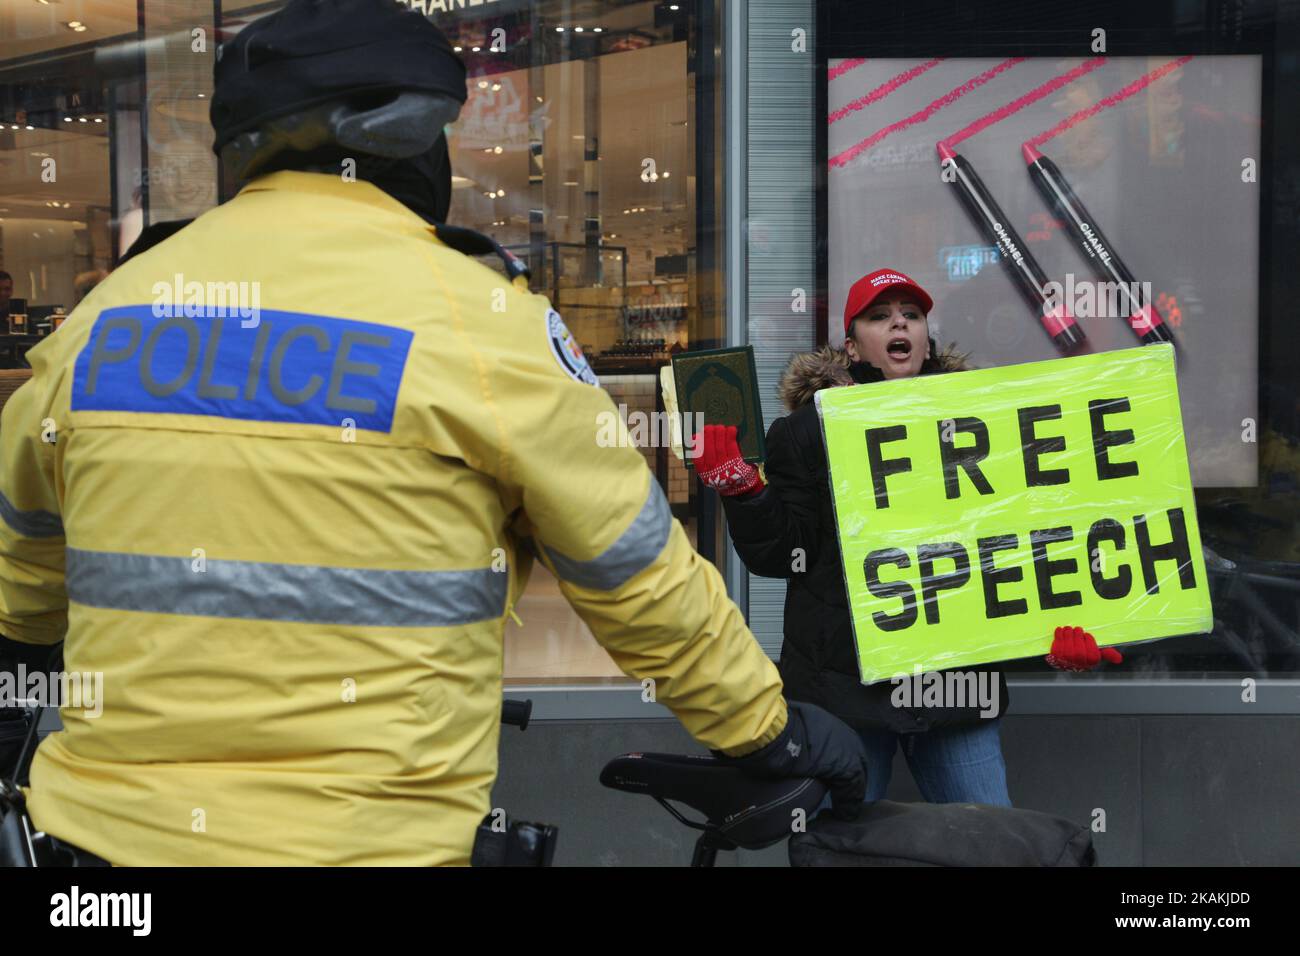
left=0, top=170, right=787, bottom=866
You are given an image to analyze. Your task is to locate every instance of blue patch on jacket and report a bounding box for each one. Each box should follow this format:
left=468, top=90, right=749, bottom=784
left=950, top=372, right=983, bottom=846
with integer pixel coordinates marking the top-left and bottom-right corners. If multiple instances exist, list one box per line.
left=71, top=305, right=412, bottom=433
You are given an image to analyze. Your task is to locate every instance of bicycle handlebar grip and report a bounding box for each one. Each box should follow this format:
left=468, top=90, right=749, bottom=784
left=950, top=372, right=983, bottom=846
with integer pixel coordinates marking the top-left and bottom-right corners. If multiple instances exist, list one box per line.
left=501, top=698, right=532, bottom=730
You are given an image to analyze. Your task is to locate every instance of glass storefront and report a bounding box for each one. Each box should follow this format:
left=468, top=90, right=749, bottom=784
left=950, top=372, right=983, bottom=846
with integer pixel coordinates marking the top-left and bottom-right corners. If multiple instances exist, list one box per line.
left=4, top=0, right=1296, bottom=707
left=0, top=0, right=722, bottom=685
left=807, top=0, right=1300, bottom=685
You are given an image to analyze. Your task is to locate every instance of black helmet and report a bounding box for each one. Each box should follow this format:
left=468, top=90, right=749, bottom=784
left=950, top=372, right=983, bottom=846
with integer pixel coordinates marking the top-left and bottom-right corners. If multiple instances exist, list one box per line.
left=210, top=0, right=467, bottom=219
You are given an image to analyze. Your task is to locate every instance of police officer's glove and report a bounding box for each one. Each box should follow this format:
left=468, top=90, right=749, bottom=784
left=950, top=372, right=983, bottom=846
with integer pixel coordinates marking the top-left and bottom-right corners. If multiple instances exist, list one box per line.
left=716, top=700, right=868, bottom=821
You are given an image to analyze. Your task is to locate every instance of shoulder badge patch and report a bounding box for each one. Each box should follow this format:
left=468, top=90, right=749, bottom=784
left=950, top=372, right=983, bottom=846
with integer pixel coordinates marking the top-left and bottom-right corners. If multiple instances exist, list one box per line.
left=546, top=309, right=599, bottom=386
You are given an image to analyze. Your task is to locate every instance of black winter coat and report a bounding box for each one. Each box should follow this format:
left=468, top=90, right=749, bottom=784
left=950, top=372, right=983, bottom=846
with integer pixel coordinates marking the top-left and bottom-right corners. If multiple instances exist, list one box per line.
left=722, top=345, right=1009, bottom=734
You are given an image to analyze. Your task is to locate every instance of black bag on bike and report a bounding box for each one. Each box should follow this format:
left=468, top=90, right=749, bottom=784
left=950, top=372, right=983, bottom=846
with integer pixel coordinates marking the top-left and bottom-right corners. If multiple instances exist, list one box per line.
left=789, top=800, right=1097, bottom=867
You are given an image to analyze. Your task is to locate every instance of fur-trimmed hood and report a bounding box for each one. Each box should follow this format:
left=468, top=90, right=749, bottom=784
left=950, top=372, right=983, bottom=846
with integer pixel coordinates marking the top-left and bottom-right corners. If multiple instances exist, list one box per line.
left=777, top=342, right=971, bottom=412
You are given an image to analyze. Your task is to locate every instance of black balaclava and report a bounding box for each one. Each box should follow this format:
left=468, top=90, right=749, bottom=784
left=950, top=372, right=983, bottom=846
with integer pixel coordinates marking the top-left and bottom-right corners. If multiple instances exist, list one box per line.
left=365, top=141, right=453, bottom=224
left=255, top=138, right=454, bottom=223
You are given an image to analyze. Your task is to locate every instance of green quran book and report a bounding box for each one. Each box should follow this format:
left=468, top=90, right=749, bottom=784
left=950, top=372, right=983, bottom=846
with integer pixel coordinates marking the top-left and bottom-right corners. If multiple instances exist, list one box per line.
left=670, top=345, right=766, bottom=465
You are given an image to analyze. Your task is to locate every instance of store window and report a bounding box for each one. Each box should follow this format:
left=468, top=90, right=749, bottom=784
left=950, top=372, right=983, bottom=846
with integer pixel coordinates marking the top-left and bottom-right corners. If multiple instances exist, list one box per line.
left=0, top=0, right=722, bottom=685
left=809, top=0, right=1300, bottom=683
left=434, top=1, right=717, bottom=682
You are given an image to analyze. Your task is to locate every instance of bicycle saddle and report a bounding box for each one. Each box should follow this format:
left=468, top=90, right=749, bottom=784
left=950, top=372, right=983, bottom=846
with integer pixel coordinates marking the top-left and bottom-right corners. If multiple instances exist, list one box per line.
left=600, top=752, right=828, bottom=850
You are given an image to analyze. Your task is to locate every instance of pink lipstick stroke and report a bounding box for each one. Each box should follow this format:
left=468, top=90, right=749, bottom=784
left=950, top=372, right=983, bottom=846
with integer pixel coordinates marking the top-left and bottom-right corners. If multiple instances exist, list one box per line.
left=937, top=57, right=1107, bottom=152
left=830, top=58, right=1025, bottom=169
left=827, top=58, right=868, bottom=82
left=1025, top=55, right=1195, bottom=148
left=828, top=58, right=943, bottom=125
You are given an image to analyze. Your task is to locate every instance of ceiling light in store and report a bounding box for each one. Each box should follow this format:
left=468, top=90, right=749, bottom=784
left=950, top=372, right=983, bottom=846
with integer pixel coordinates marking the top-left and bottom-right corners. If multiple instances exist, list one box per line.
left=493, top=145, right=502, bottom=154
left=472, top=47, right=480, bottom=52
left=555, top=27, right=564, bottom=33
left=25, top=125, right=33, bottom=130
left=593, top=27, right=603, bottom=32
left=477, top=80, right=488, bottom=89
left=63, top=117, right=72, bottom=122
left=197, top=93, right=205, bottom=98
left=491, top=83, right=500, bottom=91
left=67, top=21, right=83, bottom=28
left=662, top=171, right=670, bottom=178
left=93, top=117, right=103, bottom=123
left=78, top=117, right=87, bottom=123
left=497, top=188, right=505, bottom=196
left=564, top=181, right=578, bottom=187
left=670, top=4, right=680, bottom=10
left=453, top=46, right=462, bottom=52
left=574, top=27, right=584, bottom=33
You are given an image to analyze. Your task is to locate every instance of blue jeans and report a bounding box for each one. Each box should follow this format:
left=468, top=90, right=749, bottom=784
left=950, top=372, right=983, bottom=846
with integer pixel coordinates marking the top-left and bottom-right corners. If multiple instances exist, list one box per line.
left=824, top=718, right=1013, bottom=808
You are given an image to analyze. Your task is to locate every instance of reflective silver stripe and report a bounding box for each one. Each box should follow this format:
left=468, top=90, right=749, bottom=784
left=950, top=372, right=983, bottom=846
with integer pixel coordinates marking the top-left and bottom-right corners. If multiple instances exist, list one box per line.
left=543, top=481, right=672, bottom=590
left=65, top=548, right=507, bottom=627
left=0, top=490, right=63, bottom=539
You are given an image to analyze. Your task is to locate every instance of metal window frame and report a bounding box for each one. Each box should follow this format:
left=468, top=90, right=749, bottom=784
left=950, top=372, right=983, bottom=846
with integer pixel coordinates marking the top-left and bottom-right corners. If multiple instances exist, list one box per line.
left=502, top=678, right=1300, bottom=721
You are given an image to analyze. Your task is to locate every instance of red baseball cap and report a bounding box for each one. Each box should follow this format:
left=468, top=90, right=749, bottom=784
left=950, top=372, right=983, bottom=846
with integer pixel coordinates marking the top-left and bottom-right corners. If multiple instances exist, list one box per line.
left=843, top=268, right=934, bottom=335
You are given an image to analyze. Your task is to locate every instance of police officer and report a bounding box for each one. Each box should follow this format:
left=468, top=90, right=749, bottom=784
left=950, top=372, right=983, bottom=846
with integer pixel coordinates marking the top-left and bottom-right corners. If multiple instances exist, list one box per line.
left=0, top=0, right=865, bottom=865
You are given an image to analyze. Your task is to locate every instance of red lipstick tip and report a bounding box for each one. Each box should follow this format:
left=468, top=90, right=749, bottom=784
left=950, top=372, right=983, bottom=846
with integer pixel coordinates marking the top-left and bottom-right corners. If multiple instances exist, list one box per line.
left=1021, top=142, right=1043, bottom=165
left=937, top=141, right=956, bottom=162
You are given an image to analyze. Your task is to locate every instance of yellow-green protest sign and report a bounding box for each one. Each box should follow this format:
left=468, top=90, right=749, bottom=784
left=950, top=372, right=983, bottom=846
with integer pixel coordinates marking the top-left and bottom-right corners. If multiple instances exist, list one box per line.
left=815, top=345, right=1211, bottom=684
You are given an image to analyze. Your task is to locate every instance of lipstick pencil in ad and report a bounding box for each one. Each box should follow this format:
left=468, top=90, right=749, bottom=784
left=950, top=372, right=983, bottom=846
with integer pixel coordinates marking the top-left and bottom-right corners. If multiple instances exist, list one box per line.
left=1022, top=142, right=1174, bottom=346
left=937, top=141, right=1086, bottom=352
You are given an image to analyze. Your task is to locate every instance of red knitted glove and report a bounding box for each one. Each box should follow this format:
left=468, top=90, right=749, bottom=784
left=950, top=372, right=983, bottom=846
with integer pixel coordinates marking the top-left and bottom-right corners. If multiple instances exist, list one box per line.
left=695, top=424, right=764, bottom=497
left=1046, top=626, right=1123, bottom=671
